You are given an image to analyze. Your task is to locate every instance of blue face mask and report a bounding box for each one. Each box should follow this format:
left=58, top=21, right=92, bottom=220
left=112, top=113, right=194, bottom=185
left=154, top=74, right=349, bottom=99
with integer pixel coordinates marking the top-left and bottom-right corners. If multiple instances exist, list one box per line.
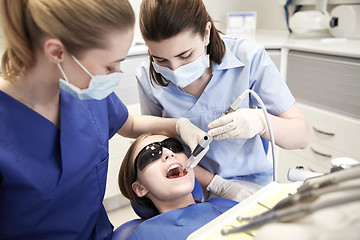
left=152, top=52, right=210, bottom=88
left=58, top=56, right=122, bottom=100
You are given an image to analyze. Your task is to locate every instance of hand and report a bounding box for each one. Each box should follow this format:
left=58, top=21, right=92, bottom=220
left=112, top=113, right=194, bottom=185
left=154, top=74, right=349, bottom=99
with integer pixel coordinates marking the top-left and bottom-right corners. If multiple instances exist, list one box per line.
left=206, top=175, right=261, bottom=202
left=207, top=109, right=267, bottom=140
left=176, top=118, right=207, bottom=152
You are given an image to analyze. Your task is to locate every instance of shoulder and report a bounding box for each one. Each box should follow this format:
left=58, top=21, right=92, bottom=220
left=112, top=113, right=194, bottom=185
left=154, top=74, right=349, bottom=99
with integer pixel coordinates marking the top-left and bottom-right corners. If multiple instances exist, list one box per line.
left=136, top=58, right=151, bottom=85
left=222, top=34, right=266, bottom=60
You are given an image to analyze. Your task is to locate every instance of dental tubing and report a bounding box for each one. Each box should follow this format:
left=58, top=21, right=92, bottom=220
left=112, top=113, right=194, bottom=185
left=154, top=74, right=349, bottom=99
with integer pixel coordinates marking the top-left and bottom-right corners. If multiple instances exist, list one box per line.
left=183, top=89, right=276, bottom=181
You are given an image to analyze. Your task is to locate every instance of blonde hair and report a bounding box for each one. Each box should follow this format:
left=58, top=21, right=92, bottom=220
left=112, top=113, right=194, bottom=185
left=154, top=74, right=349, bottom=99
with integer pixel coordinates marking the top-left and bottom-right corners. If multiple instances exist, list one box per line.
left=0, top=0, right=135, bottom=82
left=118, top=133, right=157, bottom=210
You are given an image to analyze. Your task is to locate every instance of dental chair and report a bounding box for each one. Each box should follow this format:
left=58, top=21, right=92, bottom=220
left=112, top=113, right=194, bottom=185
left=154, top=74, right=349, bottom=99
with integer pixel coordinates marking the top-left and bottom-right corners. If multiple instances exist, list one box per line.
left=113, top=137, right=268, bottom=239
left=112, top=178, right=237, bottom=240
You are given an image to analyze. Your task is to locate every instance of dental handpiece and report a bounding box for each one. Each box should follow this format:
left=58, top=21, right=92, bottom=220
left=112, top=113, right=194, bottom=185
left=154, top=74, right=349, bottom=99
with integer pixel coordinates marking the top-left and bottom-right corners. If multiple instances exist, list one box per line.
left=182, top=94, right=247, bottom=172
left=183, top=135, right=213, bottom=170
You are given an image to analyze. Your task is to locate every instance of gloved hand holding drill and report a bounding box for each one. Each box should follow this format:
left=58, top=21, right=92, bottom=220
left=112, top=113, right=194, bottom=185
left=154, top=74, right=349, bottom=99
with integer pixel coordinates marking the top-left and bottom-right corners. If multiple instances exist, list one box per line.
left=207, top=109, right=267, bottom=140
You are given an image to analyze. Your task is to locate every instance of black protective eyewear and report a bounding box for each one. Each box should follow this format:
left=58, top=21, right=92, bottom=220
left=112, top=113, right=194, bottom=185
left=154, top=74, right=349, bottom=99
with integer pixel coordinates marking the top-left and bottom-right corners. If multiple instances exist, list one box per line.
left=134, top=138, right=184, bottom=174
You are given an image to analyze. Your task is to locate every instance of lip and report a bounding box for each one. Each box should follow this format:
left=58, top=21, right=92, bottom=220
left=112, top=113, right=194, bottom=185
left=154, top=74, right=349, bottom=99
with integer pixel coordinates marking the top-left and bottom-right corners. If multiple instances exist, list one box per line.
left=164, top=162, right=188, bottom=179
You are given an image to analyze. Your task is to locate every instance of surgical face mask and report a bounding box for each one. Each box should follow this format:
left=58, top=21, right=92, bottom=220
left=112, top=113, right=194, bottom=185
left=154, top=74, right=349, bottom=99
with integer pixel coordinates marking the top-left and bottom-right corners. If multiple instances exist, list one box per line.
left=152, top=47, right=210, bottom=88
left=58, top=56, right=122, bottom=100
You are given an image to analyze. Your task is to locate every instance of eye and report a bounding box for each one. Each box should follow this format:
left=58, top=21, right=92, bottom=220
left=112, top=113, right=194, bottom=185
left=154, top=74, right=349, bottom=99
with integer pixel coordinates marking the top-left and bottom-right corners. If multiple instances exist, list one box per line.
left=106, top=67, right=113, bottom=73
left=155, top=58, right=167, bottom=63
left=106, top=66, right=116, bottom=74
left=180, top=53, right=191, bottom=61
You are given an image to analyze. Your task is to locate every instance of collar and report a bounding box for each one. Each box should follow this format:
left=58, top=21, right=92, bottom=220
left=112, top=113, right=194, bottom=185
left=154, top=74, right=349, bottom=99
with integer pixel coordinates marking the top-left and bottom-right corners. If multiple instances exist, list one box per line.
left=212, top=43, right=245, bottom=71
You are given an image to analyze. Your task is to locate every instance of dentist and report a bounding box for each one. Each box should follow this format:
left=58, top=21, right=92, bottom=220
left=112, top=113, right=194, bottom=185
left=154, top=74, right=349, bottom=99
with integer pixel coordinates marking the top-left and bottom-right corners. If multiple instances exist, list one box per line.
left=0, top=0, right=204, bottom=239
left=136, top=0, right=310, bottom=201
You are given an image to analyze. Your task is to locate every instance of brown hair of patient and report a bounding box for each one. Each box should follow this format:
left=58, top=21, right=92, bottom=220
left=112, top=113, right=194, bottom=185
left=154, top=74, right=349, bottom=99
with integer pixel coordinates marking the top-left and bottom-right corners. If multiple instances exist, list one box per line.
left=118, top=133, right=158, bottom=211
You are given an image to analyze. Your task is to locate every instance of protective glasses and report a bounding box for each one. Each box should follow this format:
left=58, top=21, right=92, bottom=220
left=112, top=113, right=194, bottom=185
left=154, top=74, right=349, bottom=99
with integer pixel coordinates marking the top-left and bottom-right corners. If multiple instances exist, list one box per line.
left=134, top=138, right=184, bottom=174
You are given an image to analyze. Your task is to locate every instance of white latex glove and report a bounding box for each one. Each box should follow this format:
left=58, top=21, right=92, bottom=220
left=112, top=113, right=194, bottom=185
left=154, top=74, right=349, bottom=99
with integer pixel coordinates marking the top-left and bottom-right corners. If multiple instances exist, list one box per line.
left=207, top=109, right=267, bottom=140
left=176, top=118, right=207, bottom=152
left=206, top=174, right=261, bottom=202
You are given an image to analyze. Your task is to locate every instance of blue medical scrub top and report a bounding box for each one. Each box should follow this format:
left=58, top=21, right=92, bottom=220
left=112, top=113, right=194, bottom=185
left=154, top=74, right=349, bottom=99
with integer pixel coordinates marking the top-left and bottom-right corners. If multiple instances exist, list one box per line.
left=0, top=90, right=128, bottom=240
left=137, top=34, right=295, bottom=186
left=127, top=200, right=235, bottom=240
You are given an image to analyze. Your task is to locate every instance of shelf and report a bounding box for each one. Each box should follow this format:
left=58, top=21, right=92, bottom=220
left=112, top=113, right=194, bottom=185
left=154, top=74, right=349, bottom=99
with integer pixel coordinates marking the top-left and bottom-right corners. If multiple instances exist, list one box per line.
left=279, top=0, right=360, bottom=5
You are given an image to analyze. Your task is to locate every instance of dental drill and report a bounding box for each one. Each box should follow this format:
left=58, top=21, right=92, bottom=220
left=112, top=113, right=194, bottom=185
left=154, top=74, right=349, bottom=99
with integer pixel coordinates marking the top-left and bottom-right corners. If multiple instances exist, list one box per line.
left=181, top=89, right=276, bottom=182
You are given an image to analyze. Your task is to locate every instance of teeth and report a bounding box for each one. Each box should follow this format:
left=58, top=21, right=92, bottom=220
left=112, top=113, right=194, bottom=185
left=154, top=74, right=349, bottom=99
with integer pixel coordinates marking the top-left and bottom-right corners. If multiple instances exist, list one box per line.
left=167, top=164, right=181, bottom=172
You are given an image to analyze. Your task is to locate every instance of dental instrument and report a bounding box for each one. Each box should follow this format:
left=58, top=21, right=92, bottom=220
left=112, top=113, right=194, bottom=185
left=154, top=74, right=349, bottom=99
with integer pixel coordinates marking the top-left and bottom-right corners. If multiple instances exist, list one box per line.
left=181, top=92, right=245, bottom=172
left=221, top=165, right=360, bottom=235
left=181, top=89, right=276, bottom=182
left=182, top=134, right=213, bottom=171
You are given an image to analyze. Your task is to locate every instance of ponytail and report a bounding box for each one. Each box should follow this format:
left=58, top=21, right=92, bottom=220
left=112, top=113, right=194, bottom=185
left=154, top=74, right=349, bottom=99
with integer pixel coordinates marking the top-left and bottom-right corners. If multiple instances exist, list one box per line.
left=207, top=17, right=225, bottom=65
left=0, top=0, right=135, bottom=82
left=1, top=0, right=38, bottom=81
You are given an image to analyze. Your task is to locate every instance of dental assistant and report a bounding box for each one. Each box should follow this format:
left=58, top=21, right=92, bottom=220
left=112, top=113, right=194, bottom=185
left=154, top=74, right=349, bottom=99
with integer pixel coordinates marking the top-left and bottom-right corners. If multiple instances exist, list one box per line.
left=136, top=0, right=310, bottom=201
left=0, top=0, right=204, bottom=239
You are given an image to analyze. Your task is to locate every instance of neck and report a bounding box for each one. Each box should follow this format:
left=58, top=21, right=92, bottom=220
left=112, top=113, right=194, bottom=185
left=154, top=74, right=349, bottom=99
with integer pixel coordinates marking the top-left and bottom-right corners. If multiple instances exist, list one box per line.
left=154, top=193, right=196, bottom=214
left=183, top=67, right=212, bottom=98
left=0, top=60, right=62, bottom=127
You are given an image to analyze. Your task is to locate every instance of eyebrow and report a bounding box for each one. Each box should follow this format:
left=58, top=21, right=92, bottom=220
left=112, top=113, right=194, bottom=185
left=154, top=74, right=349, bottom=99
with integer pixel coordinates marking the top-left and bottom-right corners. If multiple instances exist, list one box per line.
left=152, top=48, right=192, bottom=60
left=110, top=57, right=126, bottom=64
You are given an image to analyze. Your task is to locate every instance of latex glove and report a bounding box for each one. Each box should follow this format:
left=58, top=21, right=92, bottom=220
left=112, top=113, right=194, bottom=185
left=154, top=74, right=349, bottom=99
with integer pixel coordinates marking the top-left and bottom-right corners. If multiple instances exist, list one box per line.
left=207, top=109, right=267, bottom=140
left=206, top=174, right=261, bottom=202
left=176, top=118, right=207, bottom=152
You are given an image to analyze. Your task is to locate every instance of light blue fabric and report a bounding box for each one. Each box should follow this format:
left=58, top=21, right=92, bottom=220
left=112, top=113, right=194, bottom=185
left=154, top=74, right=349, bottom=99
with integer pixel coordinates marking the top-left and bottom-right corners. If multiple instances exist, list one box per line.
left=125, top=200, right=235, bottom=240
left=136, top=35, right=295, bottom=186
left=0, top=90, right=128, bottom=239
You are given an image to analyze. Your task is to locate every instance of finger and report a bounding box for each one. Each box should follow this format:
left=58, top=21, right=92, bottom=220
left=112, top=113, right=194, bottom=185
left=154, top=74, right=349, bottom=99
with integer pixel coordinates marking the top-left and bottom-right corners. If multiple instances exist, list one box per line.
left=207, top=121, right=237, bottom=137
left=211, top=130, right=237, bottom=140
left=208, top=114, right=234, bottom=129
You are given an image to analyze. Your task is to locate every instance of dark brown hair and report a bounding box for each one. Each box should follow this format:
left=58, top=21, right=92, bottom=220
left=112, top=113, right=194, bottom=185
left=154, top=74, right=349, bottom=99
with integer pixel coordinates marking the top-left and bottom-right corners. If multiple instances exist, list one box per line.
left=139, top=0, right=225, bottom=86
left=118, top=134, right=157, bottom=209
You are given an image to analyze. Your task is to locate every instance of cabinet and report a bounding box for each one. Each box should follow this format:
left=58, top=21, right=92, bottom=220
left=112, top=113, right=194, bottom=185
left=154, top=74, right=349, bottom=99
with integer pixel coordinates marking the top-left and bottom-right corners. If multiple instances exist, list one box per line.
left=277, top=50, right=360, bottom=183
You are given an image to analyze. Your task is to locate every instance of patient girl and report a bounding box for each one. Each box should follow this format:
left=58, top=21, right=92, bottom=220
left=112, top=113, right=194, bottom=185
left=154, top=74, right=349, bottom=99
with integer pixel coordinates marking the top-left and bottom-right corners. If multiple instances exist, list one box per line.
left=118, top=134, right=237, bottom=239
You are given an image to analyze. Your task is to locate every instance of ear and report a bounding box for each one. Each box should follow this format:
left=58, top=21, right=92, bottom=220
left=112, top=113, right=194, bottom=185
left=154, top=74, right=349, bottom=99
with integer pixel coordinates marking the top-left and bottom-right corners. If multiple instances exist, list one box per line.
left=43, top=38, right=66, bottom=64
left=132, top=181, right=149, bottom=198
left=204, top=21, right=212, bottom=46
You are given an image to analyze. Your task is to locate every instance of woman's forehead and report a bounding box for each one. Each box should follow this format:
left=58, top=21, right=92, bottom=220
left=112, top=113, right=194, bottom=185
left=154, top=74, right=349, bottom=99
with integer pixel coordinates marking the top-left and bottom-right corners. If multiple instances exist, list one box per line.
left=146, top=30, right=202, bottom=58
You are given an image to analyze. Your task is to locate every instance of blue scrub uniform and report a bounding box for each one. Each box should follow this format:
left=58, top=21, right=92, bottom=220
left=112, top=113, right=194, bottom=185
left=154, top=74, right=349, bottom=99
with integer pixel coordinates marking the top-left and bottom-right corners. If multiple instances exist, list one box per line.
left=0, top=90, right=128, bottom=240
left=126, top=200, right=235, bottom=240
left=137, top=35, right=295, bottom=186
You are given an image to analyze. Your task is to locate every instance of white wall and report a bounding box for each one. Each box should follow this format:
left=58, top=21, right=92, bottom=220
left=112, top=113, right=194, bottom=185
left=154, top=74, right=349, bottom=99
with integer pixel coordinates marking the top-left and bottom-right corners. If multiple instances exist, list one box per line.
left=129, top=0, right=290, bottom=38
left=204, top=0, right=289, bottom=32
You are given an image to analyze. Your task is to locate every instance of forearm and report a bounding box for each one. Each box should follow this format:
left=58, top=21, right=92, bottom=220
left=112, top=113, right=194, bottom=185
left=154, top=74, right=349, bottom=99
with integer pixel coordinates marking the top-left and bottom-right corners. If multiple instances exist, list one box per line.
left=194, top=165, right=215, bottom=188
left=118, top=114, right=178, bottom=139
left=262, top=108, right=310, bottom=150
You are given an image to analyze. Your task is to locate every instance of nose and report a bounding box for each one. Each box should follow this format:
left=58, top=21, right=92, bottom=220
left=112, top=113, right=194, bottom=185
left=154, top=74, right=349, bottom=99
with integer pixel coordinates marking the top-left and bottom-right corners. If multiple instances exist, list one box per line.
left=162, top=148, right=175, bottom=161
left=168, top=60, right=183, bottom=71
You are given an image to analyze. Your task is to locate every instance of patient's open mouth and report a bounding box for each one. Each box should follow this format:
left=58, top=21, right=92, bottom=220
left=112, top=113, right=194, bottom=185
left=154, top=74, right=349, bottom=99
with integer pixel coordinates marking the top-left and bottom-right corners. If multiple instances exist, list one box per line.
left=166, top=164, right=187, bottom=179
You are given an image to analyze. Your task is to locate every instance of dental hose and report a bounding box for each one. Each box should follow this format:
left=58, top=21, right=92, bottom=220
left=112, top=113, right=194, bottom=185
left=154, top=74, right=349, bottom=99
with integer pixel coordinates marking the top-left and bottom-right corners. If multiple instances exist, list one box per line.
left=184, top=89, right=276, bottom=181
